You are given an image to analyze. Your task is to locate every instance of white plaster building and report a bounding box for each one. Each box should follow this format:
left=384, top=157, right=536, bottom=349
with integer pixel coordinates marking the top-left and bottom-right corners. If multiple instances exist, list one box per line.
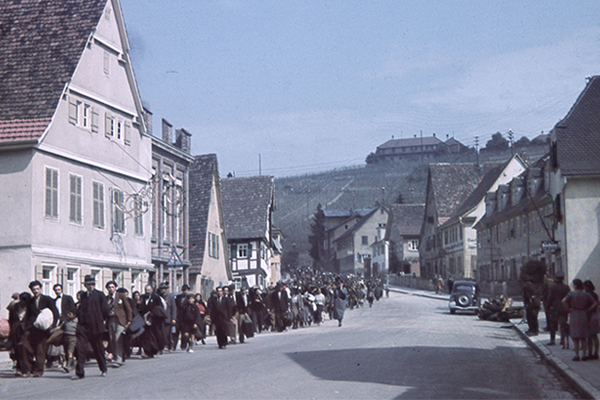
left=0, top=0, right=153, bottom=313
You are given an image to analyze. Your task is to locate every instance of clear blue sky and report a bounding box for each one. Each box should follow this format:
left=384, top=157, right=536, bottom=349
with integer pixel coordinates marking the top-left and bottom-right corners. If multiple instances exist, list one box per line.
left=120, top=0, right=600, bottom=177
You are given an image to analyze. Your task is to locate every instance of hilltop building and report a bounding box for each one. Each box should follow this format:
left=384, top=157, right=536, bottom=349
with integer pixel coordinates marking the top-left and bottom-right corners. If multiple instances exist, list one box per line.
left=370, top=134, right=467, bottom=163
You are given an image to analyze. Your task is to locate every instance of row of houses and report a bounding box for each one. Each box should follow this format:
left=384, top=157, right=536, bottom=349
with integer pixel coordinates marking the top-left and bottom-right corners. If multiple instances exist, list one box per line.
left=321, top=76, right=600, bottom=293
left=0, top=0, right=280, bottom=317
left=419, top=76, right=600, bottom=293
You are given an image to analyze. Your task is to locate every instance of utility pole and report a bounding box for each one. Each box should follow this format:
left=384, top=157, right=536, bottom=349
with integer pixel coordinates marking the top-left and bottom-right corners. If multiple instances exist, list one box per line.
left=420, top=130, right=423, bottom=162
left=475, top=135, right=479, bottom=166
left=259, top=154, right=262, bottom=175
left=508, top=129, right=514, bottom=156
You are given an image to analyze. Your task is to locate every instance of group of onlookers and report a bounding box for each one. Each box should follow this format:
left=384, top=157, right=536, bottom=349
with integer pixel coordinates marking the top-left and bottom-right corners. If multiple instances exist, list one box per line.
left=4, top=271, right=387, bottom=379
left=525, top=270, right=600, bottom=362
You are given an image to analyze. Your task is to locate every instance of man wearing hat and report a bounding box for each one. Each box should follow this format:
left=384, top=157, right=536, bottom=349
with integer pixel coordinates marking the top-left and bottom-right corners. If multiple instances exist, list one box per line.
left=73, top=275, right=109, bottom=379
left=544, top=270, right=571, bottom=346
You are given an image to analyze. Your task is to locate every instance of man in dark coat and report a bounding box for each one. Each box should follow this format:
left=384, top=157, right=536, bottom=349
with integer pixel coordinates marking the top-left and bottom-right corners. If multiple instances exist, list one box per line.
left=23, top=282, right=59, bottom=376
left=235, top=287, right=250, bottom=343
left=272, top=283, right=289, bottom=332
left=73, top=275, right=109, bottom=379
left=140, top=284, right=165, bottom=358
left=53, top=284, right=77, bottom=322
left=544, top=270, right=571, bottom=346
left=209, top=287, right=231, bottom=349
left=20, top=281, right=58, bottom=377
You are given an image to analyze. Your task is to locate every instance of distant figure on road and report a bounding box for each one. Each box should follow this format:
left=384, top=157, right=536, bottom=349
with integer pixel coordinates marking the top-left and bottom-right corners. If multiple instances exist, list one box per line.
left=333, top=281, right=348, bottom=327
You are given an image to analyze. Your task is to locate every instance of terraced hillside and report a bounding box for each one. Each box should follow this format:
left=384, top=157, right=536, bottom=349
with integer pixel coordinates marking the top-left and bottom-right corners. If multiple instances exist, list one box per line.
left=273, top=145, right=548, bottom=270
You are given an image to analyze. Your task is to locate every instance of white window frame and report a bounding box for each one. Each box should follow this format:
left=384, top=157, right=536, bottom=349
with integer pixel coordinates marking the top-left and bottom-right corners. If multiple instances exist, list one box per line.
left=237, top=243, right=248, bottom=258
left=42, top=265, right=56, bottom=296
left=66, top=266, right=80, bottom=296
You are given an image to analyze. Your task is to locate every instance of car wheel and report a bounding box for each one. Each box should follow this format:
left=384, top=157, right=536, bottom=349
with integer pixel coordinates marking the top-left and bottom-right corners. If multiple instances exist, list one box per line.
left=457, top=294, right=471, bottom=307
left=450, top=308, right=456, bottom=314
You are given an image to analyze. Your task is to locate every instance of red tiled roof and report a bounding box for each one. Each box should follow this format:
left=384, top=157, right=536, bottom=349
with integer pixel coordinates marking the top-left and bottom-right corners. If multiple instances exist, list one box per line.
left=0, top=0, right=106, bottom=143
left=0, top=118, right=52, bottom=143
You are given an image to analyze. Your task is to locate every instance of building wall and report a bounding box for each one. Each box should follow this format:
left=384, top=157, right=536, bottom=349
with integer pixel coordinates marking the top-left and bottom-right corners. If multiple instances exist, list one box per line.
left=197, top=181, right=230, bottom=290
left=0, top=2, right=153, bottom=314
left=562, top=177, right=600, bottom=283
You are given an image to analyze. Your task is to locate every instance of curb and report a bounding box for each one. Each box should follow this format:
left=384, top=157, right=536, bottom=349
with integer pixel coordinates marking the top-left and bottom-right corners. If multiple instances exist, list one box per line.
left=513, top=324, right=600, bottom=400
left=389, top=287, right=449, bottom=301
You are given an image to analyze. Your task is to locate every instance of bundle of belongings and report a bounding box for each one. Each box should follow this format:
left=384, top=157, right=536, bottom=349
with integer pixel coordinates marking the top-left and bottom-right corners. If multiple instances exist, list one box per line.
left=478, top=295, right=524, bottom=322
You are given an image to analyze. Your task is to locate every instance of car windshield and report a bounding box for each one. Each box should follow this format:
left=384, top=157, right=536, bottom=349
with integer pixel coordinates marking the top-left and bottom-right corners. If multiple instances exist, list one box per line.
left=454, top=285, right=474, bottom=292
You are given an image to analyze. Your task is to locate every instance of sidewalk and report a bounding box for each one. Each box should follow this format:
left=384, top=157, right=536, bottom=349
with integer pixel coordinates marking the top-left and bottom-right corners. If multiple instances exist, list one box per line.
left=390, top=284, right=600, bottom=399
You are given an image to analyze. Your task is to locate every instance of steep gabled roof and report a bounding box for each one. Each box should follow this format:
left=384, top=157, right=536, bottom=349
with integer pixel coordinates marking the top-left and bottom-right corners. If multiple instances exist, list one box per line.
left=386, top=204, right=425, bottom=242
left=554, top=76, right=600, bottom=176
left=334, top=207, right=382, bottom=243
left=0, top=0, right=107, bottom=144
left=220, top=175, right=275, bottom=240
left=429, top=162, right=501, bottom=220
left=189, top=154, right=219, bottom=268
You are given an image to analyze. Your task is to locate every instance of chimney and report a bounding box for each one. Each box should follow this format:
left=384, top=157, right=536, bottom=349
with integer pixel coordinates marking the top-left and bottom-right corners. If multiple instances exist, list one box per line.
left=143, top=107, right=153, bottom=136
left=433, top=133, right=436, bottom=137
left=162, top=119, right=172, bottom=144
left=175, top=128, right=192, bottom=154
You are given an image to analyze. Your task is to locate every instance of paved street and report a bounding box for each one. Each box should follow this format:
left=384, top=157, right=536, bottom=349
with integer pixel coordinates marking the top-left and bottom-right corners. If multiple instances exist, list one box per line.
left=0, top=292, right=582, bottom=399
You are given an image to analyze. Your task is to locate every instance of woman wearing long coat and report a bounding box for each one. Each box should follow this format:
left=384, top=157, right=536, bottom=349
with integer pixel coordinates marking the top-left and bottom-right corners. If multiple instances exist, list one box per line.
left=333, top=283, right=348, bottom=327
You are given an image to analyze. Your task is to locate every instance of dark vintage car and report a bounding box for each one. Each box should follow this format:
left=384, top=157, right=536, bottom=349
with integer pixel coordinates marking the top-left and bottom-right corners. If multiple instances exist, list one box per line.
left=448, top=280, right=479, bottom=314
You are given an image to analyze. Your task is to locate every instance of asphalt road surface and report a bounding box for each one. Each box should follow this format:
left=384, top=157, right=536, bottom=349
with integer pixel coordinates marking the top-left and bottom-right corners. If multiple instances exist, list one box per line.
left=0, top=292, right=582, bottom=399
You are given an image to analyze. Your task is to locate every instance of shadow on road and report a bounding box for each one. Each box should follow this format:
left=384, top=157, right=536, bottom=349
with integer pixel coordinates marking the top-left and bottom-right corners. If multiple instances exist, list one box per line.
left=286, top=346, right=545, bottom=399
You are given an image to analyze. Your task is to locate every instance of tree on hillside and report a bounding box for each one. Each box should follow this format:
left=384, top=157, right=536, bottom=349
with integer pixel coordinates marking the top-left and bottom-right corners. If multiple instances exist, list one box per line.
left=396, top=192, right=404, bottom=204
left=485, top=132, right=509, bottom=151
left=308, top=204, right=326, bottom=268
left=514, top=136, right=531, bottom=147
left=365, top=152, right=377, bottom=165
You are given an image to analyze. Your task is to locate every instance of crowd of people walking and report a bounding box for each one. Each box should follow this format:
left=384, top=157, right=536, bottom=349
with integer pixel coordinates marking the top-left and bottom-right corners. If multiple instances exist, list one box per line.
left=4, top=269, right=388, bottom=379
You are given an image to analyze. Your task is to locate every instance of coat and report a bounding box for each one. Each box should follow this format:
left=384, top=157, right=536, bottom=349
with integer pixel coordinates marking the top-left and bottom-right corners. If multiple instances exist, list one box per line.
left=333, top=287, right=348, bottom=321
left=114, top=290, right=133, bottom=327
left=26, top=294, right=59, bottom=331
left=77, top=289, right=108, bottom=335
left=55, top=294, right=77, bottom=322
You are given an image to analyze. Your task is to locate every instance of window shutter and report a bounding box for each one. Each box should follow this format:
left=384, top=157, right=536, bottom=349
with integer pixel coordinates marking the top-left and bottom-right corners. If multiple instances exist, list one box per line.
left=105, top=114, right=112, bottom=137
left=70, top=175, right=76, bottom=221
left=68, top=97, right=77, bottom=125
left=91, top=107, right=99, bottom=133
left=124, top=122, right=131, bottom=145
